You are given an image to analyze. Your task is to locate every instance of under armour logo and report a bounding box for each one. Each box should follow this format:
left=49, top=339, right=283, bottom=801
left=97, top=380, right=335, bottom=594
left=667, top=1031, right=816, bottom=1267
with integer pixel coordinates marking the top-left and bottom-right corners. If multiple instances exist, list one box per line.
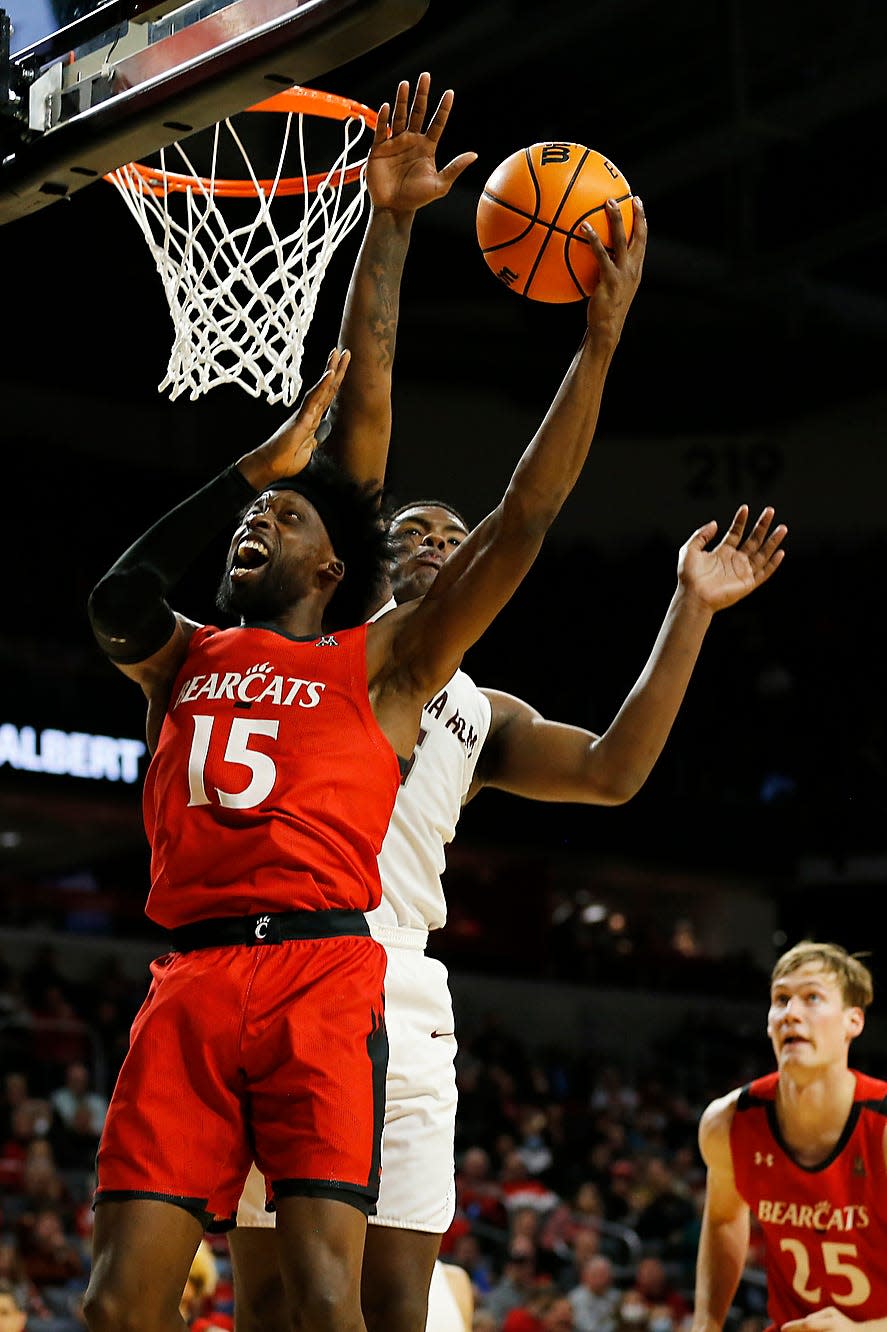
left=754, top=1152, right=774, bottom=1168
left=315, top=635, right=338, bottom=647
left=853, top=1155, right=866, bottom=1176
left=255, top=915, right=271, bottom=939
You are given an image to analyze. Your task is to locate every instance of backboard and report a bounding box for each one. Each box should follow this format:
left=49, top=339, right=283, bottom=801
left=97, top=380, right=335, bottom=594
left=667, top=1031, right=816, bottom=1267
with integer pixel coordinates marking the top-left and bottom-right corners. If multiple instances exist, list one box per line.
left=0, top=0, right=429, bottom=226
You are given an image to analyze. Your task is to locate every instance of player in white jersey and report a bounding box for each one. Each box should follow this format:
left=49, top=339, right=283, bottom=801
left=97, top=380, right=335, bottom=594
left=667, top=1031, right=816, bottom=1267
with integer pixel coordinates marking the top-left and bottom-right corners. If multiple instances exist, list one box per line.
left=228, top=73, right=784, bottom=1332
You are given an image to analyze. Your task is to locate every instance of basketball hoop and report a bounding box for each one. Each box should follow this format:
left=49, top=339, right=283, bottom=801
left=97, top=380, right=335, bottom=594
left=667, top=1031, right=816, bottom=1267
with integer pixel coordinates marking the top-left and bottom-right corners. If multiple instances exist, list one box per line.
left=105, top=87, right=379, bottom=406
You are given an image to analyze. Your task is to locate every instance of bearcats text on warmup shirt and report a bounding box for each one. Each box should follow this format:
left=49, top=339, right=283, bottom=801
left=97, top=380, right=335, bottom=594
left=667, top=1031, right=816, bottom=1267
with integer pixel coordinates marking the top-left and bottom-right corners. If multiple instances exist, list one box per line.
left=731, top=1070, right=887, bottom=1329
left=143, top=623, right=402, bottom=928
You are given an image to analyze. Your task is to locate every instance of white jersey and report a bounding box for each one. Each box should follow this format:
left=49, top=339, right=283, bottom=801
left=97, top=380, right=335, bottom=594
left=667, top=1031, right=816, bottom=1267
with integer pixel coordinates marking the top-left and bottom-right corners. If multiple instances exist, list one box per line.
left=367, top=599, right=492, bottom=937
left=237, top=599, right=493, bottom=1241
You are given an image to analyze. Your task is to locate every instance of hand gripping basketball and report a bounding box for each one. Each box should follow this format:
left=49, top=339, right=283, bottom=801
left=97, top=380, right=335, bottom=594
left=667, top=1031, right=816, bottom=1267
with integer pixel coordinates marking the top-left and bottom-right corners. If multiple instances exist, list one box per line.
left=476, top=141, right=634, bottom=302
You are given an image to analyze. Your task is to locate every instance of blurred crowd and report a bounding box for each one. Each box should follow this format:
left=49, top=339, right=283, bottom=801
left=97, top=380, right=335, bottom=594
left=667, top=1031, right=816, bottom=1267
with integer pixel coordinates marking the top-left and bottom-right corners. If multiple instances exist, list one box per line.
left=0, top=943, right=780, bottom=1332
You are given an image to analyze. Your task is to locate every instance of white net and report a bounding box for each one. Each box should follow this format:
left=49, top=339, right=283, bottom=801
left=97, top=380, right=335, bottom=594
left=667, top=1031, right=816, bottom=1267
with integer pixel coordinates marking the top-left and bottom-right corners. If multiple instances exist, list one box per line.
left=107, top=104, right=373, bottom=406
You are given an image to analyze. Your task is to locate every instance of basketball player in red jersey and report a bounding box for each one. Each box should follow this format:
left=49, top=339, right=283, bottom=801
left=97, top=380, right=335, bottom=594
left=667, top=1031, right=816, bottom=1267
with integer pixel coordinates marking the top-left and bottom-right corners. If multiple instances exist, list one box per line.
left=692, top=942, right=887, bottom=1332
left=228, top=75, right=787, bottom=1332
left=81, top=81, right=648, bottom=1332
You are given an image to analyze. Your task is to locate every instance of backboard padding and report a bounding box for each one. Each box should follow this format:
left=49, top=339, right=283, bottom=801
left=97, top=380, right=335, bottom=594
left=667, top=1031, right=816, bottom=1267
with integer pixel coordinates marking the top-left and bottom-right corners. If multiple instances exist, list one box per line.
left=0, top=0, right=429, bottom=226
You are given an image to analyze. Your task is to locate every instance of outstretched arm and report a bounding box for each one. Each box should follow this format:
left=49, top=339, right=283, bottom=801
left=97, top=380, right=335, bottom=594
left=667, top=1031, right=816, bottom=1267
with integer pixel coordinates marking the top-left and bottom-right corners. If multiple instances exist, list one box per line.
left=369, top=198, right=647, bottom=728
left=473, top=505, right=787, bottom=802
left=691, top=1092, right=751, bottom=1332
left=284, top=74, right=475, bottom=489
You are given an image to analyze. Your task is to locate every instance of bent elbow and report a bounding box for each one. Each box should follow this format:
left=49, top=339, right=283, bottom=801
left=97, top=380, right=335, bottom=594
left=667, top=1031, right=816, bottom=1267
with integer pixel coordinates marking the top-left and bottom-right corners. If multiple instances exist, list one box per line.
left=580, top=765, right=646, bottom=807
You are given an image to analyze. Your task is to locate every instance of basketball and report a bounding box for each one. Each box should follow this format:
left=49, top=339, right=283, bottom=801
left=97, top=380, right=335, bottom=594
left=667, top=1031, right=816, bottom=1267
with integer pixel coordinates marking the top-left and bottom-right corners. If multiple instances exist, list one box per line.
left=475, top=142, right=633, bottom=303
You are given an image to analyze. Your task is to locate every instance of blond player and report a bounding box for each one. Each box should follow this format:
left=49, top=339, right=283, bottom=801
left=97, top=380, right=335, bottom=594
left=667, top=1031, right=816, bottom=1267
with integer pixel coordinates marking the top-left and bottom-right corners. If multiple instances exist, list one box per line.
left=692, top=942, right=887, bottom=1332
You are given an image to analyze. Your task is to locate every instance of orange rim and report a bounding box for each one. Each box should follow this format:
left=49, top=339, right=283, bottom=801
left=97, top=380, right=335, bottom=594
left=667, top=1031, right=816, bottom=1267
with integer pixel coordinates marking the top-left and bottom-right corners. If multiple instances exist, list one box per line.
left=105, top=86, right=379, bottom=198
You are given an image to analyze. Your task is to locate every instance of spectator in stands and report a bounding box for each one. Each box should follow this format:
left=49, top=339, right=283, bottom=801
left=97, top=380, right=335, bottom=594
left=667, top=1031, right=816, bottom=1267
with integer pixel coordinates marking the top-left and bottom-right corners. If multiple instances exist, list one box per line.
left=516, top=1108, right=554, bottom=1177
left=15, top=1143, right=72, bottom=1219
left=17, top=1205, right=85, bottom=1289
left=578, top=1142, right=620, bottom=1204
left=590, top=1067, right=639, bottom=1119
left=511, top=1206, right=543, bottom=1243
left=500, top=1150, right=560, bottom=1216
left=555, top=1225, right=605, bottom=1294
left=48, top=1063, right=107, bottom=1174
left=566, top=1255, right=621, bottom=1332
left=616, top=1289, right=653, bottom=1332
left=543, top=1296, right=577, bottom=1331
left=633, top=1156, right=696, bottom=1260
left=485, top=1238, right=547, bottom=1324
left=448, top=1231, right=496, bottom=1300
left=30, top=986, right=89, bottom=1074
left=538, top=1201, right=582, bottom=1285
left=49, top=1064, right=107, bottom=1139
left=0, top=1107, right=35, bottom=1200
left=0, top=1236, right=51, bottom=1321
left=0, top=964, right=29, bottom=1042
left=502, top=1290, right=577, bottom=1332
left=0, top=1074, right=50, bottom=1146
left=502, top=1299, right=547, bottom=1331
left=50, top=1100, right=104, bottom=1175
left=604, top=1160, right=640, bottom=1226
left=0, top=1280, right=27, bottom=1332
left=571, top=1182, right=607, bottom=1226
left=456, top=1146, right=507, bottom=1229
left=624, top=1256, right=690, bottom=1325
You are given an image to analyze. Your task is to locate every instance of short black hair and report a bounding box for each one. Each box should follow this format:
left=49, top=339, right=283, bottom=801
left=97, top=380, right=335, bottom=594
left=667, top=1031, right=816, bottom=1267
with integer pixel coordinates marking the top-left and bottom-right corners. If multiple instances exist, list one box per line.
left=387, top=498, right=469, bottom=532
left=265, top=452, right=394, bottom=631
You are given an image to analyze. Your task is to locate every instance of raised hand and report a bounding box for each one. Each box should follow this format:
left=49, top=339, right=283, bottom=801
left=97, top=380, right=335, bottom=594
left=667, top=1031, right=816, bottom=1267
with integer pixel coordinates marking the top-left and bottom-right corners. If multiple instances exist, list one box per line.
left=366, top=71, right=478, bottom=214
left=236, top=348, right=351, bottom=489
left=678, top=504, right=787, bottom=612
left=580, top=197, right=648, bottom=343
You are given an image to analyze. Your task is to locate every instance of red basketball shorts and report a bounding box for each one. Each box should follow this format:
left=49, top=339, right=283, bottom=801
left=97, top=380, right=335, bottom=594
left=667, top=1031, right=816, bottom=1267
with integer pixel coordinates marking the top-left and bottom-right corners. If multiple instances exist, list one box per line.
left=94, top=934, right=387, bottom=1228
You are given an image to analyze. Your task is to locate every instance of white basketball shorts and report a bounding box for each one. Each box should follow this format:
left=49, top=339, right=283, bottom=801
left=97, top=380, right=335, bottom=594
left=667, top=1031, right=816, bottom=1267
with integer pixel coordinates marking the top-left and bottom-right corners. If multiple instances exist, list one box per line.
left=237, top=936, right=458, bottom=1232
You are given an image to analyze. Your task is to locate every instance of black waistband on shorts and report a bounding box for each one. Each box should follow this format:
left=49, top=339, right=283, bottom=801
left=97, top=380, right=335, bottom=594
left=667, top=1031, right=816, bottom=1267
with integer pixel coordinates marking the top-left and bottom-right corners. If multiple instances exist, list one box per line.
left=168, top=909, right=370, bottom=952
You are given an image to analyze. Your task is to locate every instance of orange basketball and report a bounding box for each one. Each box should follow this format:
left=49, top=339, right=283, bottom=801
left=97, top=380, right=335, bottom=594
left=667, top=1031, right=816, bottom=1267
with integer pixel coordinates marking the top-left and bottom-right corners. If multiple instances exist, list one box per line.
left=475, top=142, right=633, bottom=303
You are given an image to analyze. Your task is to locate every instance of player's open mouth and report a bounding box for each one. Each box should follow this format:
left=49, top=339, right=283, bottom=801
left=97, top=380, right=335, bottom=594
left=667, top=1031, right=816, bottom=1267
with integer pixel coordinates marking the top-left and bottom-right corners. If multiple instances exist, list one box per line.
left=231, top=537, right=271, bottom=579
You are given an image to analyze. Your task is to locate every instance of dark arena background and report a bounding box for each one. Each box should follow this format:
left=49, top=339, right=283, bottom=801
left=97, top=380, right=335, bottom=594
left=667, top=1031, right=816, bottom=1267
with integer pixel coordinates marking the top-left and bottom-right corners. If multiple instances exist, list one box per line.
left=1, top=2, right=886, bottom=1328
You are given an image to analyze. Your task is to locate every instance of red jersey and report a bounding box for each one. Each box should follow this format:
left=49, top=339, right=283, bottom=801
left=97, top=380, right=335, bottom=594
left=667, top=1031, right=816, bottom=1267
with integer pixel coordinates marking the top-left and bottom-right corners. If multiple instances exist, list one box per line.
left=143, top=623, right=401, bottom=928
left=731, top=1070, right=887, bottom=1328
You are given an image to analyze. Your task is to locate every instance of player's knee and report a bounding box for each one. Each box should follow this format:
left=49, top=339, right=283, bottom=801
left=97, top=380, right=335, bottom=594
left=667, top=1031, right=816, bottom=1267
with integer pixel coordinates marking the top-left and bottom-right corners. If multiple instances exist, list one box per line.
left=300, top=1284, right=360, bottom=1329
left=292, top=1256, right=362, bottom=1330
left=81, top=1283, right=143, bottom=1332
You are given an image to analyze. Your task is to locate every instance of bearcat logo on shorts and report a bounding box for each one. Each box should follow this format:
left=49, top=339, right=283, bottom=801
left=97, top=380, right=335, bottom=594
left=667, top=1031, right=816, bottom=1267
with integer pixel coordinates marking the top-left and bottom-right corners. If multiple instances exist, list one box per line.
left=172, top=660, right=327, bottom=710
left=254, top=915, right=271, bottom=939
